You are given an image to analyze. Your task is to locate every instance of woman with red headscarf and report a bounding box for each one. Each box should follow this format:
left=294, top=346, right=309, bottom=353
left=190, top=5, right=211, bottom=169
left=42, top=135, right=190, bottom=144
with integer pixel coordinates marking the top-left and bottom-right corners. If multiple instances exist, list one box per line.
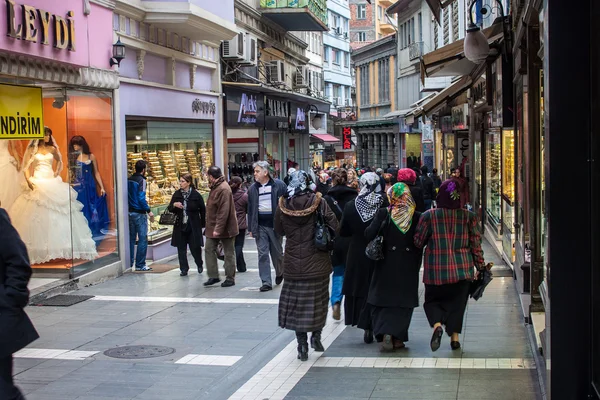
left=413, top=180, right=485, bottom=352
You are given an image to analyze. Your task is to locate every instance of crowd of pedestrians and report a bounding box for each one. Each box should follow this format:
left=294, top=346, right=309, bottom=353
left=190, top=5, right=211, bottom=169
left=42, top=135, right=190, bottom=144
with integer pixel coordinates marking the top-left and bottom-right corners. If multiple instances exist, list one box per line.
left=123, top=158, right=487, bottom=361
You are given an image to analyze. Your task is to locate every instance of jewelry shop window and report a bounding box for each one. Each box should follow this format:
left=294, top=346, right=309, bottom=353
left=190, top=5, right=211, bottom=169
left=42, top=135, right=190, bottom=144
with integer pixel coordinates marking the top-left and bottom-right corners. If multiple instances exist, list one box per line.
left=126, top=120, right=214, bottom=243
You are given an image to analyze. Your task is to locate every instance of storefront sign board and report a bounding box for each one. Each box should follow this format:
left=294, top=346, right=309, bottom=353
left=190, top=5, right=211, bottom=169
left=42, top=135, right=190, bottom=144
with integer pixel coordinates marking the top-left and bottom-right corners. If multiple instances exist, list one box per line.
left=224, top=88, right=264, bottom=127
left=289, top=102, right=308, bottom=134
left=451, top=104, right=469, bottom=130
left=0, top=84, right=43, bottom=139
left=342, top=127, right=352, bottom=150
left=265, top=96, right=289, bottom=131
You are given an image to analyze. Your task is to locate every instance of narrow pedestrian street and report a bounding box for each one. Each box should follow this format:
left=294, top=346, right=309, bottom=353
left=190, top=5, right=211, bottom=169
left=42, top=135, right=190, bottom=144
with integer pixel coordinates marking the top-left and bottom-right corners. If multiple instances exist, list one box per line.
left=18, top=238, right=541, bottom=400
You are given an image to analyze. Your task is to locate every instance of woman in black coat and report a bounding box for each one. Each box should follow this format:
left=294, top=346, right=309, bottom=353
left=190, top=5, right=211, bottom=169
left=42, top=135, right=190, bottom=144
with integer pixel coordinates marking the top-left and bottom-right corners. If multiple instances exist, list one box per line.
left=168, top=173, right=206, bottom=276
left=398, top=168, right=426, bottom=212
left=324, top=168, right=358, bottom=320
left=365, top=182, right=422, bottom=352
left=339, top=172, right=385, bottom=344
left=0, top=207, right=39, bottom=399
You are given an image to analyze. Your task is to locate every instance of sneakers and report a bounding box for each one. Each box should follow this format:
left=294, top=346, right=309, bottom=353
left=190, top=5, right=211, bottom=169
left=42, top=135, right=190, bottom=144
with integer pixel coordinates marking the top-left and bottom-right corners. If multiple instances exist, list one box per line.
left=135, top=266, right=152, bottom=271
left=221, top=279, right=235, bottom=287
left=259, top=284, right=273, bottom=292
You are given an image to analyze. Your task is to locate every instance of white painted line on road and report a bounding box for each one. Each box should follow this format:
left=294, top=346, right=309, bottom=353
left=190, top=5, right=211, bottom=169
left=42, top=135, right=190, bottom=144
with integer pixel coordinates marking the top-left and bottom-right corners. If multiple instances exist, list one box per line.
left=14, top=348, right=99, bottom=361
left=175, top=354, right=242, bottom=366
left=90, top=295, right=278, bottom=305
left=310, top=357, right=536, bottom=370
left=228, top=317, right=347, bottom=400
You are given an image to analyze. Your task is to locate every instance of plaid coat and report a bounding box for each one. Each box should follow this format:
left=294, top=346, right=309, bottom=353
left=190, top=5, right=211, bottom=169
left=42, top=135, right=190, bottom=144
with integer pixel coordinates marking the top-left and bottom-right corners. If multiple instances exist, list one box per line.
left=414, top=208, right=485, bottom=285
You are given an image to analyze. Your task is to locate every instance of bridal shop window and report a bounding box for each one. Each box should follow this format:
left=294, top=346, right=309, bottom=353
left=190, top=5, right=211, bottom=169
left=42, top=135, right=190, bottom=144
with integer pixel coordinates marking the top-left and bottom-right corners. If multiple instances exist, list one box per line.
left=2, top=86, right=118, bottom=277
left=125, top=119, right=214, bottom=244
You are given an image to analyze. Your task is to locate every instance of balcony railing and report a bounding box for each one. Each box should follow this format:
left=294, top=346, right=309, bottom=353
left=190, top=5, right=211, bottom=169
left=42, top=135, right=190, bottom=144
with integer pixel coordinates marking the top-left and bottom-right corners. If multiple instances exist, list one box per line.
left=408, top=41, right=424, bottom=61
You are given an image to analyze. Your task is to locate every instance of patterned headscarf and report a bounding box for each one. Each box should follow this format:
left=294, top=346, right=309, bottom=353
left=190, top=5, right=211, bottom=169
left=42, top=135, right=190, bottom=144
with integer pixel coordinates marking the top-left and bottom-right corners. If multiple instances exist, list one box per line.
left=355, top=172, right=384, bottom=222
left=436, top=179, right=461, bottom=209
left=397, top=168, right=417, bottom=185
left=387, top=182, right=416, bottom=233
left=286, top=170, right=309, bottom=198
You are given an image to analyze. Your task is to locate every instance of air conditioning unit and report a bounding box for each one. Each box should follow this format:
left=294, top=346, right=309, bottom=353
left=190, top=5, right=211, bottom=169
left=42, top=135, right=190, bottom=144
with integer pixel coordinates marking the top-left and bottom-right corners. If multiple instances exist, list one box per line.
left=333, top=97, right=341, bottom=106
left=266, top=60, right=285, bottom=84
left=294, top=65, right=310, bottom=88
left=335, top=27, right=342, bottom=36
left=239, top=35, right=257, bottom=66
left=222, top=32, right=246, bottom=60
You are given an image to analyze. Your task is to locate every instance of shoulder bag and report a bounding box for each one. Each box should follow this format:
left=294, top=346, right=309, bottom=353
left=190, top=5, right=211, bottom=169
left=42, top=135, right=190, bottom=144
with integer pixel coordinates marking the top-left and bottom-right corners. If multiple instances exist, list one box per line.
left=159, top=208, right=178, bottom=225
left=315, top=201, right=335, bottom=252
left=365, top=211, right=390, bottom=261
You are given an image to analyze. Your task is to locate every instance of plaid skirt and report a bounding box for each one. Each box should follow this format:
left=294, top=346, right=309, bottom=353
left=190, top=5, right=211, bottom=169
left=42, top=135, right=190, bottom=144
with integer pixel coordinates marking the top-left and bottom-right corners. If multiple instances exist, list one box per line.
left=278, top=277, right=330, bottom=332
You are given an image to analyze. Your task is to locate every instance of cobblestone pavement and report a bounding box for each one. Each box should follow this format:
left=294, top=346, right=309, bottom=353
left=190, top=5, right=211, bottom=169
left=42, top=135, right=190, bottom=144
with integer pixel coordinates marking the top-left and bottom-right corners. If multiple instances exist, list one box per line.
left=16, top=237, right=542, bottom=400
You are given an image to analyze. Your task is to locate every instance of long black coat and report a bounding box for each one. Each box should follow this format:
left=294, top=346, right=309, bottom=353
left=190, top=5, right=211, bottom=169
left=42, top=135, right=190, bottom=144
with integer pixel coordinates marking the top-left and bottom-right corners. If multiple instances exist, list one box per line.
left=168, top=188, right=206, bottom=247
left=339, top=199, right=382, bottom=298
left=0, top=208, right=38, bottom=357
left=407, top=183, right=426, bottom=212
left=324, top=185, right=358, bottom=266
left=365, top=208, right=423, bottom=308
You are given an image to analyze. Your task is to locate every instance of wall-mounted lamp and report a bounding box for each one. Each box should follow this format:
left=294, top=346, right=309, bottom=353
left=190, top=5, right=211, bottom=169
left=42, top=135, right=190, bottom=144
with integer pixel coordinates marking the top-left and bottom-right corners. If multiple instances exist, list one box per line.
left=311, top=114, right=323, bottom=130
left=110, top=39, right=126, bottom=67
left=464, top=0, right=505, bottom=64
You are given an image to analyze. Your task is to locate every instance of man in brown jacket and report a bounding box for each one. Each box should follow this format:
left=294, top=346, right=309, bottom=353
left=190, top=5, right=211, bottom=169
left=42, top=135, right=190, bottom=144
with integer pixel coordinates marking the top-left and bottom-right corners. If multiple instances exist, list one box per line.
left=204, top=166, right=239, bottom=287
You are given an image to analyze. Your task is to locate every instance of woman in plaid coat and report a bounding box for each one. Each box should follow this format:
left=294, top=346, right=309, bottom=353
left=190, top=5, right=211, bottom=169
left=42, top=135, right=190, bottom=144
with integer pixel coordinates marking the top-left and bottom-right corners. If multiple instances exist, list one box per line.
left=414, top=180, right=485, bottom=352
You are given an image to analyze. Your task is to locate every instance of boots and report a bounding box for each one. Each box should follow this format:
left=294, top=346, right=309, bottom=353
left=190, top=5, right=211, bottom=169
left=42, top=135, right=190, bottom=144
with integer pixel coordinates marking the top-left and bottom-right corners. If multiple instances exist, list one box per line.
left=296, top=332, right=309, bottom=361
left=311, top=330, right=325, bottom=352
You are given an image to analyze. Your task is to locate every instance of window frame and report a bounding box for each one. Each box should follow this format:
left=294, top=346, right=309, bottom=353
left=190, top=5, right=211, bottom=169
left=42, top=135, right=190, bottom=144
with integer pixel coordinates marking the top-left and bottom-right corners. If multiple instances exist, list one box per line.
left=357, top=4, right=366, bottom=20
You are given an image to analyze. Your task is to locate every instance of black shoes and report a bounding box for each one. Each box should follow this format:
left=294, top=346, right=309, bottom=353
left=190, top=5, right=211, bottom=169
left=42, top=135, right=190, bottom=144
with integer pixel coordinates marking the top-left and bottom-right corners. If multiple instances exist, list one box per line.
left=180, top=271, right=188, bottom=276
left=197, top=265, right=204, bottom=274
left=221, top=279, right=235, bottom=287
left=203, top=278, right=221, bottom=286
left=311, top=331, right=324, bottom=352
left=296, top=332, right=309, bottom=361
left=430, top=326, right=444, bottom=352
left=259, top=284, right=272, bottom=292
left=364, top=329, right=374, bottom=344
left=237, top=265, right=247, bottom=273
left=275, top=275, right=283, bottom=285
left=451, top=341, right=461, bottom=350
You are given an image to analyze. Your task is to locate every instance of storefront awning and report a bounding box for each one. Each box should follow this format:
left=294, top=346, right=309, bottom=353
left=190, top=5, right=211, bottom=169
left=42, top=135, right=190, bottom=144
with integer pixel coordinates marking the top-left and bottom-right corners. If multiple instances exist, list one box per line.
left=420, top=21, right=504, bottom=81
left=222, top=82, right=331, bottom=113
left=415, top=75, right=472, bottom=118
left=310, top=133, right=340, bottom=142
left=381, top=109, right=413, bottom=120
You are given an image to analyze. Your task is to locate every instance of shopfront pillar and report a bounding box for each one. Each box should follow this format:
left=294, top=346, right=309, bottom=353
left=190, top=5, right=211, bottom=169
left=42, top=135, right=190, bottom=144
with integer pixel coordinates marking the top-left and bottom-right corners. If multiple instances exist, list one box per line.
left=356, top=132, right=363, bottom=167
left=387, top=133, right=395, bottom=166
left=373, top=133, right=381, bottom=168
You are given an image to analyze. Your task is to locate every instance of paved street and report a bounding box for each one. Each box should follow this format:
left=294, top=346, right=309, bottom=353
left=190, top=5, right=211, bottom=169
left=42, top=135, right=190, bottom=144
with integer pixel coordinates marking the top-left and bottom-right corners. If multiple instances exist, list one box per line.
left=17, top=238, right=542, bottom=400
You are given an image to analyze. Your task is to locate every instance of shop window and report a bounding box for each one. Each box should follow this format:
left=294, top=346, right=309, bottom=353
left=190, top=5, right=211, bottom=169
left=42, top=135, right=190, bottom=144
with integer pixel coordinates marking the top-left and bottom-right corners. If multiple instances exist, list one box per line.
left=502, top=129, right=515, bottom=202
left=126, top=120, right=214, bottom=244
left=2, top=85, right=118, bottom=277
left=486, top=130, right=502, bottom=227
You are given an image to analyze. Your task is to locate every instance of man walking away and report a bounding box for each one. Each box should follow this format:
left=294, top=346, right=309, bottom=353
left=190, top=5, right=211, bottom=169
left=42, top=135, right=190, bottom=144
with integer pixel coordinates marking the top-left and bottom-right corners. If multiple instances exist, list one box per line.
left=248, top=161, right=287, bottom=292
left=431, top=168, right=442, bottom=191
left=420, top=165, right=435, bottom=210
left=0, top=206, right=39, bottom=400
left=128, top=160, right=154, bottom=271
left=204, top=166, right=239, bottom=287
left=230, top=176, right=248, bottom=272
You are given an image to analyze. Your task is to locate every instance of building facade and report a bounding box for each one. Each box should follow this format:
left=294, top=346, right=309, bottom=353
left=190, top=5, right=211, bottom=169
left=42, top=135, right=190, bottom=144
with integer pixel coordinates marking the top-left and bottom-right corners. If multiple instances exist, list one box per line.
left=349, top=0, right=397, bottom=50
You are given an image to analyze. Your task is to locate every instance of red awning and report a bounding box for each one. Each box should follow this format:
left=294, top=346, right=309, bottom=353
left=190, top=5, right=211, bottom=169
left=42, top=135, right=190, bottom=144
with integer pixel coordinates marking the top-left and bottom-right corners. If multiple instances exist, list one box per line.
left=310, top=133, right=340, bottom=143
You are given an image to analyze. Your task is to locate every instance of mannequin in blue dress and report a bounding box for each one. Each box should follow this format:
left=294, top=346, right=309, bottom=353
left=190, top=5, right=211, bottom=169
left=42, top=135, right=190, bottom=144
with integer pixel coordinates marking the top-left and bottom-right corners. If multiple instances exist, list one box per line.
left=68, top=136, right=109, bottom=244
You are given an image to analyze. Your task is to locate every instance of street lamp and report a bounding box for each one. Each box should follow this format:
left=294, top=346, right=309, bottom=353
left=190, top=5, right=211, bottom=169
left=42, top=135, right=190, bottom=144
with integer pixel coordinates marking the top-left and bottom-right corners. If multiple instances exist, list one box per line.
left=464, top=0, right=505, bottom=64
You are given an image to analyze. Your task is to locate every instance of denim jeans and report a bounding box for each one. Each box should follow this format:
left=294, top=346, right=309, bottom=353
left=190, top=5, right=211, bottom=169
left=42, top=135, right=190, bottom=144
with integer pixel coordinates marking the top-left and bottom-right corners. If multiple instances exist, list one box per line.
left=129, top=212, right=148, bottom=269
left=424, top=199, right=432, bottom=210
left=331, top=265, right=345, bottom=306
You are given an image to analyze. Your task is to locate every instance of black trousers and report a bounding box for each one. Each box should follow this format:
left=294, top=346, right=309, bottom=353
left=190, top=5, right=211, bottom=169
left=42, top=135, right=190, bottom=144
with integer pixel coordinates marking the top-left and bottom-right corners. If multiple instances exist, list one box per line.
left=177, top=229, right=203, bottom=273
left=0, top=355, right=25, bottom=400
left=235, top=229, right=247, bottom=272
left=424, top=280, right=471, bottom=336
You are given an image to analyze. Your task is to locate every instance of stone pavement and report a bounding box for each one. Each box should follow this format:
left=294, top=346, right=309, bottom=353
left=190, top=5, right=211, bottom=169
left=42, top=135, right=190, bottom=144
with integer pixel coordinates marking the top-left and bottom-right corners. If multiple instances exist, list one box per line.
left=15, top=237, right=542, bottom=400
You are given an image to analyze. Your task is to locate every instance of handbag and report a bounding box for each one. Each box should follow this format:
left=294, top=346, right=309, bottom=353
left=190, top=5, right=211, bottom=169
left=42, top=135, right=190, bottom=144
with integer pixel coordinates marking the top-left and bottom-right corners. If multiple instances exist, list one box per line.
left=365, top=212, right=390, bottom=261
left=314, top=201, right=335, bottom=252
left=469, top=263, right=494, bottom=300
left=159, top=209, right=178, bottom=225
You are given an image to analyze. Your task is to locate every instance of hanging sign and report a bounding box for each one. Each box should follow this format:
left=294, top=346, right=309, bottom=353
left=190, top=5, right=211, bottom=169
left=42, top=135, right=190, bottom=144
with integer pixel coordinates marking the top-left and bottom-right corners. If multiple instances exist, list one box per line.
left=0, top=84, right=43, bottom=139
left=342, top=127, right=352, bottom=150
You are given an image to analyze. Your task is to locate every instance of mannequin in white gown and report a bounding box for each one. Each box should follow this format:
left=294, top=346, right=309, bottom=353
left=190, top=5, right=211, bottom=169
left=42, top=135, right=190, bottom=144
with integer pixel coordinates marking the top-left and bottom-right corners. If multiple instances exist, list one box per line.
left=9, top=128, right=98, bottom=264
left=0, top=140, right=25, bottom=209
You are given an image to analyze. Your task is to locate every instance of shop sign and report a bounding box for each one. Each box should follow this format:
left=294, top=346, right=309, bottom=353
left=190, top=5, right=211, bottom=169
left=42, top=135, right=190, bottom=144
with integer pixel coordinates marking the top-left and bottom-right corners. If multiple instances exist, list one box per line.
left=191, top=99, right=216, bottom=115
left=0, top=84, right=43, bottom=139
left=294, top=107, right=306, bottom=130
left=265, top=96, right=289, bottom=131
left=440, top=116, right=452, bottom=133
left=266, top=98, right=288, bottom=118
left=342, top=127, right=352, bottom=150
left=451, top=104, right=469, bottom=130
left=289, top=102, right=309, bottom=133
left=224, top=88, right=264, bottom=127
left=5, top=0, right=76, bottom=51
left=472, top=77, right=487, bottom=107
left=422, top=121, right=434, bottom=141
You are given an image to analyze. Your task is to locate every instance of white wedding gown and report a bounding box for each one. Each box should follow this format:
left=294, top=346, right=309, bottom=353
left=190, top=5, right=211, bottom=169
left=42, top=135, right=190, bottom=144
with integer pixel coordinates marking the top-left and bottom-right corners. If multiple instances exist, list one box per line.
left=0, top=141, right=25, bottom=209
left=9, top=152, right=98, bottom=264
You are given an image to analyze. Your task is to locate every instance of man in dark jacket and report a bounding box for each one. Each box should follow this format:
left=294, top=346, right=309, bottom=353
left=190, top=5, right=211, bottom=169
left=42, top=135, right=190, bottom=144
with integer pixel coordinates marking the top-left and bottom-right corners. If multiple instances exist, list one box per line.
left=420, top=165, right=435, bottom=210
left=248, top=161, right=287, bottom=292
left=128, top=160, right=154, bottom=271
left=0, top=207, right=39, bottom=399
left=204, top=166, right=239, bottom=288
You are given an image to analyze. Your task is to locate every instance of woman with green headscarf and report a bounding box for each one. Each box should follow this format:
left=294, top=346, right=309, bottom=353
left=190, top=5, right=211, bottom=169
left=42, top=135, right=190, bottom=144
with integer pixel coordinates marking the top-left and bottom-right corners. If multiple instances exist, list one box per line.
left=364, top=182, right=423, bottom=352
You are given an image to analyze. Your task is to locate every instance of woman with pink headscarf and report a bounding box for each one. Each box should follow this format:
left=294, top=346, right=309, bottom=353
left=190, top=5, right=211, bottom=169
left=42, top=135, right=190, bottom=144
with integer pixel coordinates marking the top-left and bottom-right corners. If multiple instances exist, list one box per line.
left=397, top=168, right=426, bottom=212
